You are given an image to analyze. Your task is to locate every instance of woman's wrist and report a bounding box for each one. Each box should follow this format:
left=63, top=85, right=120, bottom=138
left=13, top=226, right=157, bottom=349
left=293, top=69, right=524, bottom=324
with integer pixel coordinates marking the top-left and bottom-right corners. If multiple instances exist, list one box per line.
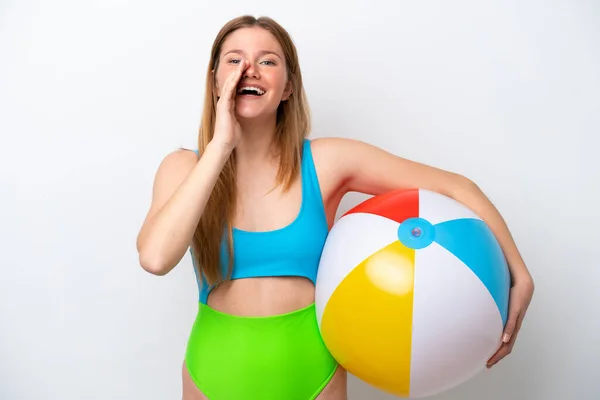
left=205, top=139, right=234, bottom=161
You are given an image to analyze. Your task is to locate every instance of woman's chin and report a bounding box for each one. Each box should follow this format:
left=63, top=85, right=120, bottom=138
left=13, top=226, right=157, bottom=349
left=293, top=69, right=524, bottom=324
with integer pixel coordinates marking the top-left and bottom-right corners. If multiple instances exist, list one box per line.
left=235, top=106, right=275, bottom=122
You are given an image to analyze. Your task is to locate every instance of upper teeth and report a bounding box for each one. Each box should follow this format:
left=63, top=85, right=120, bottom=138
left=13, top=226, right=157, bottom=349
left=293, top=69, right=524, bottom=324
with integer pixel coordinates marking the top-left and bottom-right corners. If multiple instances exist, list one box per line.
left=238, top=86, right=265, bottom=95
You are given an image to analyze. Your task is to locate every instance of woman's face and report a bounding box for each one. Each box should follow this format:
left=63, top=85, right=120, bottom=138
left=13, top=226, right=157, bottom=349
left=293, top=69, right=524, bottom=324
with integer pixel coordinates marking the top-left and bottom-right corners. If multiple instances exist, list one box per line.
left=214, top=26, right=292, bottom=121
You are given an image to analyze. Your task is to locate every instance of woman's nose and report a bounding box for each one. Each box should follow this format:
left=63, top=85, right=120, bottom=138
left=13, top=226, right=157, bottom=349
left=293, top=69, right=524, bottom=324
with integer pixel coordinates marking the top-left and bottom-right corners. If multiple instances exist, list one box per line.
left=243, top=61, right=260, bottom=79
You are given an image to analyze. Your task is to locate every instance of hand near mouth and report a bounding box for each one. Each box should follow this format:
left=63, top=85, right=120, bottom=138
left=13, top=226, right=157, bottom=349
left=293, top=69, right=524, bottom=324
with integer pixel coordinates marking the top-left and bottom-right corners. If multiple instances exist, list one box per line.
left=212, top=60, right=246, bottom=154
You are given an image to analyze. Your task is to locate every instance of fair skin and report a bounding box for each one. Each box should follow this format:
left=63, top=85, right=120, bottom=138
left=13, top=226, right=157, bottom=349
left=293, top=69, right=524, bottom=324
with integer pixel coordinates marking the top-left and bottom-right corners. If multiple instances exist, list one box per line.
left=137, top=26, right=534, bottom=400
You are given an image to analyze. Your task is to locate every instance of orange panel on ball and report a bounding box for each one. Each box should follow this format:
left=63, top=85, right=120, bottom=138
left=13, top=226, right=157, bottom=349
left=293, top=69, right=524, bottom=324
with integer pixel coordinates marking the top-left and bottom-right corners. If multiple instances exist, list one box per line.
left=320, top=240, right=416, bottom=397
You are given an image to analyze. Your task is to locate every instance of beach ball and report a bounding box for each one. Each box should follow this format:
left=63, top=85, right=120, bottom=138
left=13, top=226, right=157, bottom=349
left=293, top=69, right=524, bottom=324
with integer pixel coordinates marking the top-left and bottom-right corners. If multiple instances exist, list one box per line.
left=315, top=188, right=510, bottom=398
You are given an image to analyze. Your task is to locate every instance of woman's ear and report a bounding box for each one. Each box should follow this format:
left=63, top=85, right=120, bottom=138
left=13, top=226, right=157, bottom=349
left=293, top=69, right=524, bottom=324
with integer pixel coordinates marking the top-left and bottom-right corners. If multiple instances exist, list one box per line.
left=282, top=80, right=293, bottom=101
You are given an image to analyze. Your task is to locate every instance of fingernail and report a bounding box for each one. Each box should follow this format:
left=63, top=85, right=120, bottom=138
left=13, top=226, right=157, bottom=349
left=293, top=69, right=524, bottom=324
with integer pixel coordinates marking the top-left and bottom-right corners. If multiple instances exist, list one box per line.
left=502, top=333, right=511, bottom=343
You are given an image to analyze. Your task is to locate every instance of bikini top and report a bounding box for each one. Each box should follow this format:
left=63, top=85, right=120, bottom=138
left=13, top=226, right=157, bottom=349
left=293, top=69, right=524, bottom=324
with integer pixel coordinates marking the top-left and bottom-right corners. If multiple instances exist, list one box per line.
left=191, top=139, right=329, bottom=304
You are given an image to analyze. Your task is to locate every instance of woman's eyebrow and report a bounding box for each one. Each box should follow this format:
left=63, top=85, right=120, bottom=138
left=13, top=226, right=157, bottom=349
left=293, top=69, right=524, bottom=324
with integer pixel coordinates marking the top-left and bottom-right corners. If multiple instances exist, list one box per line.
left=223, top=49, right=282, bottom=59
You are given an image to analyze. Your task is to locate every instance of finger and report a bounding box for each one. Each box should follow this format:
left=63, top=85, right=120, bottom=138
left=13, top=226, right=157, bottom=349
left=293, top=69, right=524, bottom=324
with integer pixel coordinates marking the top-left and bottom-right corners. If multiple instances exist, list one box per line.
left=487, top=312, right=525, bottom=367
left=486, top=343, right=511, bottom=368
left=223, top=60, right=246, bottom=102
left=216, top=61, right=244, bottom=101
left=509, top=311, right=525, bottom=344
left=501, top=307, right=521, bottom=344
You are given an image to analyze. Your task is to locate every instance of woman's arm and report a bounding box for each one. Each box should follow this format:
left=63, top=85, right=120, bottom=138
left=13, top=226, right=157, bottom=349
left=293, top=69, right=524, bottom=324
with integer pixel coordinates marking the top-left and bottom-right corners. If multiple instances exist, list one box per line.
left=315, top=137, right=534, bottom=366
left=136, top=143, right=231, bottom=276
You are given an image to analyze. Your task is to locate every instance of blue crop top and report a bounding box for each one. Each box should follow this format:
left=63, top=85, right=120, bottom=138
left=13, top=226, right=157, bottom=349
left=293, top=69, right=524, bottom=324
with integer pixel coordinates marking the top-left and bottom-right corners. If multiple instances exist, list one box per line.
left=190, top=139, right=329, bottom=304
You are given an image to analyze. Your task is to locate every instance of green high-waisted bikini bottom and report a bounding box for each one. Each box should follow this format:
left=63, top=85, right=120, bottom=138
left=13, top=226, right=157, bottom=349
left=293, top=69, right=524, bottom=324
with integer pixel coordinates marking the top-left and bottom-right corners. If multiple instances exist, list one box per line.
left=184, top=302, right=339, bottom=399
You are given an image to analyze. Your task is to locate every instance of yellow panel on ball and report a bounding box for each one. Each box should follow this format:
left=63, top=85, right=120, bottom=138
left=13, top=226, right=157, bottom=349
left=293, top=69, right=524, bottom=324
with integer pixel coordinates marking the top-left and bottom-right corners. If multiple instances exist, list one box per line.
left=320, top=240, right=415, bottom=397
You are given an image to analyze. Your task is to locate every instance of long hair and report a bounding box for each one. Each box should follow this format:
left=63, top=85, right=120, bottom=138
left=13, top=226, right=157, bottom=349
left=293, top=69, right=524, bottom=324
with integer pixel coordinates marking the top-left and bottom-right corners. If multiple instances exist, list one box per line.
left=191, top=15, right=311, bottom=286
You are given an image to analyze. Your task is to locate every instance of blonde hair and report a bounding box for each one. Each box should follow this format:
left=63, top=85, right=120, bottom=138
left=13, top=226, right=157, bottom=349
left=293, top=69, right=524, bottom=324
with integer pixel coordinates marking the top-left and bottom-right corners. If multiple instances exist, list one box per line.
left=191, top=15, right=311, bottom=286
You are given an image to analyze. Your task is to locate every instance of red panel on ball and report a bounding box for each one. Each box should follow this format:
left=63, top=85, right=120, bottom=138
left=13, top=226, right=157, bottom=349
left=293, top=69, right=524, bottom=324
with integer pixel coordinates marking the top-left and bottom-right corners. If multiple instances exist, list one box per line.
left=343, top=188, right=419, bottom=224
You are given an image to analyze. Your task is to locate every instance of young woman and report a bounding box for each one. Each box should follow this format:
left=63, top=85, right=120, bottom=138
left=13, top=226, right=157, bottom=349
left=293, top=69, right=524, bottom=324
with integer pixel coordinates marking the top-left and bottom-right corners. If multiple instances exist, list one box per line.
left=136, top=15, right=534, bottom=400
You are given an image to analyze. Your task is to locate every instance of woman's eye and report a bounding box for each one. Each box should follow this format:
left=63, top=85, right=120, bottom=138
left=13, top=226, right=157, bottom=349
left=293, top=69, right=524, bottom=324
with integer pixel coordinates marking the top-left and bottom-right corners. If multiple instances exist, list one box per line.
left=227, top=59, right=275, bottom=66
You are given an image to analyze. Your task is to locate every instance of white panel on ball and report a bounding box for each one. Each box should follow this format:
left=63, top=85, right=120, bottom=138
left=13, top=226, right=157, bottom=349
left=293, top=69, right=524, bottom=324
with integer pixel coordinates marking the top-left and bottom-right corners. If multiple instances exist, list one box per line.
left=418, top=189, right=482, bottom=225
left=315, top=212, right=399, bottom=325
left=410, top=242, right=504, bottom=398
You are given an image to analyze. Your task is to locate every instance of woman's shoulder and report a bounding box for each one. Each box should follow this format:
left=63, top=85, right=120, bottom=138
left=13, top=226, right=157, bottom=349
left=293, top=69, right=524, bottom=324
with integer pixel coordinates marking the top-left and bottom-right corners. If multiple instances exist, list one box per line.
left=160, top=147, right=198, bottom=166
left=309, top=136, right=366, bottom=153
left=153, top=148, right=198, bottom=182
left=308, top=136, right=369, bottom=170
left=306, top=136, right=362, bottom=199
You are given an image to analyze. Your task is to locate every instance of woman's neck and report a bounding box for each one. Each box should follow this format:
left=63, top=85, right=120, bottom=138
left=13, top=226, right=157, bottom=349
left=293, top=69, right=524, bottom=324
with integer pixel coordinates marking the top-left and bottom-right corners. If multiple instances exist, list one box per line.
left=235, top=116, right=279, bottom=166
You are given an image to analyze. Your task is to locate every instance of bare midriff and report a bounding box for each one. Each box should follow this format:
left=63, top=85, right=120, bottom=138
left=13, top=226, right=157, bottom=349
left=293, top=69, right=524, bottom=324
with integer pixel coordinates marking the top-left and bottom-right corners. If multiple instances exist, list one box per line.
left=206, top=276, right=316, bottom=316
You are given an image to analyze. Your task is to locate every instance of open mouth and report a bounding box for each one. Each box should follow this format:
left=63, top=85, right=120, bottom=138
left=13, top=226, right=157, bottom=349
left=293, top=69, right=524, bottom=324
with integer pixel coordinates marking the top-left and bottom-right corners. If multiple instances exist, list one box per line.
left=237, top=86, right=266, bottom=96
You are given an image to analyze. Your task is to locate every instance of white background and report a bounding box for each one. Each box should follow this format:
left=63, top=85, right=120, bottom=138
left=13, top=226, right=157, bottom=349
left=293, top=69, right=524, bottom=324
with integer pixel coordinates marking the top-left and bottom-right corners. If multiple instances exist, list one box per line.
left=1, top=0, right=599, bottom=399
